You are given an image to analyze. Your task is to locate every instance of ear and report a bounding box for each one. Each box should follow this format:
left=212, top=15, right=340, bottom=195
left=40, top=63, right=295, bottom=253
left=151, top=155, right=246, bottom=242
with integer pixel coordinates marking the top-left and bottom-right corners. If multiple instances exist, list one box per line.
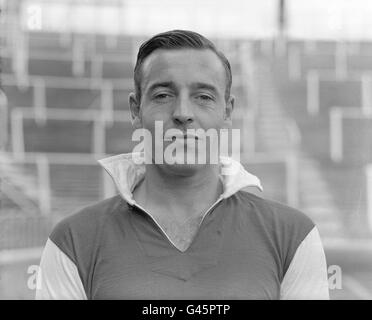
left=223, top=95, right=235, bottom=128
left=128, top=92, right=142, bottom=129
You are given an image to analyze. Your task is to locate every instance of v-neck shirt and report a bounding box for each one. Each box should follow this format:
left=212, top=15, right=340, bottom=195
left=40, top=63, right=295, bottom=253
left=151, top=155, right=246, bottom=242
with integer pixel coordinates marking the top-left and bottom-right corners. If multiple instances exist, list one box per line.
left=48, top=191, right=314, bottom=299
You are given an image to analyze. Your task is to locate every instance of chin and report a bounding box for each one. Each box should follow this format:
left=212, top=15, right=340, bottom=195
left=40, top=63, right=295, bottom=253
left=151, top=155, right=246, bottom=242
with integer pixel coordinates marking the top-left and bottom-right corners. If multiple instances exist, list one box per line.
left=160, top=162, right=207, bottom=177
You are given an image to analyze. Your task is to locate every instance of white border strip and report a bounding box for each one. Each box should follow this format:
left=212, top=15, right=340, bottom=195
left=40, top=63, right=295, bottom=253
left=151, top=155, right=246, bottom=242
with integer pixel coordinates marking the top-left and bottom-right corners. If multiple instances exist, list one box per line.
left=366, top=164, right=372, bottom=232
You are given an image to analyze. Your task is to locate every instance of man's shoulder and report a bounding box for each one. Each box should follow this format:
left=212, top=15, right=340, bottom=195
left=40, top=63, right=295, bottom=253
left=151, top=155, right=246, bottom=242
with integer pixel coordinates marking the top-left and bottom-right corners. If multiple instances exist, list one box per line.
left=235, top=190, right=315, bottom=233
left=53, top=195, right=124, bottom=232
left=235, top=191, right=317, bottom=276
left=49, top=195, right=127, bottom=257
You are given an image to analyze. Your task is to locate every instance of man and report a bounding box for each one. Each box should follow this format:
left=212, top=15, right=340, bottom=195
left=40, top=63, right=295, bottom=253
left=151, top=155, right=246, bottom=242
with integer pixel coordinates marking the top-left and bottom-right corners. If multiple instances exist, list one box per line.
left=36, top=30, right=329, bottom=299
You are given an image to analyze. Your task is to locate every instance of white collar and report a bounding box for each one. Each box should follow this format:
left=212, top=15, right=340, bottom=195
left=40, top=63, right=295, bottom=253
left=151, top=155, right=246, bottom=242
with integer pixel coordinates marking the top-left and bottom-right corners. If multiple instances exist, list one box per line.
left=98, top=152, right=263, bottom=206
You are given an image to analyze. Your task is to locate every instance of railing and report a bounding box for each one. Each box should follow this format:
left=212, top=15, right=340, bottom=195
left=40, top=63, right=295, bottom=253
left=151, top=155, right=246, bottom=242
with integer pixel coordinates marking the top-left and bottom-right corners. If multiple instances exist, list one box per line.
left=0, top=214, right=52, bottom=252
left=1, top=73, right=131, bottom=133
left=10, top=107, right=132, bottom=161
left=0, top=179, right=40, bottom=214
left=287, top=41, right=372, bottom=81
left=366, top=164, right=372, bottom=232
left=2, top=149, right=300, bottom=216
left=238, top=41, right=258, bottom=155
left=35, top=154, right=50, bottom=215
left=306, top=70, right=372, bottom=116
left=0, top=73, right=133, bottom=89
left=1, top=72, right=247, bottom=128
left=1, top=154, right=51, bottom=215
left=2, top=151, right=117, bottom=216
left=240, top=152, right=300, bottom=208
left=287, top=45, right=301, bottom=80
left=285, top=118, right=302, bottom=148
left=0, top=90, right=8, bottom=149
left=330, top=106, right=372, bottom=162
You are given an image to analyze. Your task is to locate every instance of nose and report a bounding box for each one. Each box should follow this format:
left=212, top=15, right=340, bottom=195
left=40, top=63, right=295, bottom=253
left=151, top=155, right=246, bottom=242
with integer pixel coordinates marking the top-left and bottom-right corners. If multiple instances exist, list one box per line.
left=172, top=96, right=194, bottom=126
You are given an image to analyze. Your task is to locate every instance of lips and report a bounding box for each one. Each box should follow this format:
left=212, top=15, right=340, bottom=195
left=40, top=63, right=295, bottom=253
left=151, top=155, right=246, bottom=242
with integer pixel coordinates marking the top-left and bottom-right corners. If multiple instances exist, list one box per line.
left=164, top=132, right=199, bottom=141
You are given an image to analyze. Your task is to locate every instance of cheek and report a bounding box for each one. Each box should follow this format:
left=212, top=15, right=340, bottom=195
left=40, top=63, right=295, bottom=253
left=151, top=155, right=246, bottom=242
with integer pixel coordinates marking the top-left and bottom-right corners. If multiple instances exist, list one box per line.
left=197, top=111, right=225, bottom=130
left=141, top=107, right=170, bottom=130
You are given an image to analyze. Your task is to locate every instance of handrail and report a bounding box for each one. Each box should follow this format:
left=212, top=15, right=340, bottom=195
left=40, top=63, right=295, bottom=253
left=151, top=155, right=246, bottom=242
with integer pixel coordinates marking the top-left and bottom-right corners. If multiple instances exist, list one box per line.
left=0, top=180, right=40, bottom=214
left=10, top=108, right=25, bottom=159
left=306, top=68, right=371, bottom=82
left=0, top=47, right=135, bottom=62
left=12, top=106, right=131, bottom=121
left=1, top=73, right=134, bottom=90
left=0, top=90, right=8, bottom=149
left=6, top=152, right=103, bottom=164
left=330, top=106, right=372, bottom=162
left=10, top=107, right=133, bottom=161
left=1, top=71, right=246, bottom=90
left=285, top=118, right=302, bottom=148
left=366, top=164, right=372, bottom=232
left=2, top=150, right=299, bottom=209
left=0, top=151, right=40, bottom=214
left=36, top=154, right=51, bottom=215
left=362, top=73, right=372, bottom=114
left=238, top=41, right=258, bottom=155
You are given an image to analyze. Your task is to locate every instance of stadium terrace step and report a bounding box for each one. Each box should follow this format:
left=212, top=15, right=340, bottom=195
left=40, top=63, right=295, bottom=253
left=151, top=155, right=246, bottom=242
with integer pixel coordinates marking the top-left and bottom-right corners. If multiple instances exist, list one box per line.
left=348, top=55, right=372, bottom=70
left=299, top=156, right=346, bottom=236
left=102, top=60, right=134, bottom=79
left=48, top=162, right=104, bottom=216
left=318, top=80, right=362, bottom=112
left=28, top=31, right=73, bottom=51
left=244, top=161, right=288, bottom=204
left=105, top=122, right=136, bottom=154
left=299, top=192, right=336, bottom=204
left=0, top=215, right=53, bottom=250
left=339, top=117, right=372, bottom=164
left=45, top=87, right=101, bottom=109
left=113, top=88, right=134, bottom=110
left=257, top=119, right=288, bottom=126
left=92, top=35, right=137, bottom=55
left=253, top=56, right=298, bottom=154
left=0, top=56, right=12, bottom=74
left=23, top=118, right=94, bottom=153
left=302, top=206, right=341, bottom=217
left=2, top=84, right=34, bottom=108
left=28, top=58, right=90, bottom=78
left=0, top=155, right=40, bottom=212
left=253, top=54, right=345, bottom=238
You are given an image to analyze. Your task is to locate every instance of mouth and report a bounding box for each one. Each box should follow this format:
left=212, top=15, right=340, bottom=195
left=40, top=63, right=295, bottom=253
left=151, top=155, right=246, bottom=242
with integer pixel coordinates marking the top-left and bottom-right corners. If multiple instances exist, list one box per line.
left=171, top=135, right=198, bottom=141
left=164, top=132, right=199, bottom=141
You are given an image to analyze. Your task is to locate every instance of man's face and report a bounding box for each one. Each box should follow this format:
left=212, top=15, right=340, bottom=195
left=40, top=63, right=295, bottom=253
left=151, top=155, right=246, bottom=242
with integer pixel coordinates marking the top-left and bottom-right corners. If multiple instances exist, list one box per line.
left=129, top=48, right=234, bottom=173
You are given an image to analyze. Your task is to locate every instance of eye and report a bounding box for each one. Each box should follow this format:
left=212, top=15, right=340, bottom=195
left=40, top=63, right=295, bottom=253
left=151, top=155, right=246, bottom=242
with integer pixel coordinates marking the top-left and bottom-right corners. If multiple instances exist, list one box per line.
left=153, top=93, right=172, bottom=101
left=200, top=95, right=212, bottom=100
left=196, top=94, right=214, bottom=102
left=155, top=93, right=169, bottom=99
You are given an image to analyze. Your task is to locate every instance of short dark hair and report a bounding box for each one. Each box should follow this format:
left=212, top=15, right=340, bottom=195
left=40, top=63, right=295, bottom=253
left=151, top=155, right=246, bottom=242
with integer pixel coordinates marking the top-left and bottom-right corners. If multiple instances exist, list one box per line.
left=133, top=30, right=232, bottom=103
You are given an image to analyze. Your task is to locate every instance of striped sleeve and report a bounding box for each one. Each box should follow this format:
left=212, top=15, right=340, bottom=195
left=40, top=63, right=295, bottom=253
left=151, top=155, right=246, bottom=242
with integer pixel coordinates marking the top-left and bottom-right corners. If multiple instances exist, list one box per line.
left=35, top=238, right=87, bottom=300
left=280, top=226, right=330, bottom=300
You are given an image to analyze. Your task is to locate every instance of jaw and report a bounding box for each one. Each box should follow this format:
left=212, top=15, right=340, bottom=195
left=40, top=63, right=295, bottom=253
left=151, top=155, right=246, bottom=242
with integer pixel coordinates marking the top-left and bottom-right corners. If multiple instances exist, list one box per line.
left=155, top=161, right=207, bottom=178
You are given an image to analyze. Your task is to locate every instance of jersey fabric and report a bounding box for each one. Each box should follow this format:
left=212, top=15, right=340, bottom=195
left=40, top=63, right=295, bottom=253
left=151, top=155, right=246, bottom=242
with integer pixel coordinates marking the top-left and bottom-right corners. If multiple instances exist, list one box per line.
left=35, top=153, right=329, bottom=300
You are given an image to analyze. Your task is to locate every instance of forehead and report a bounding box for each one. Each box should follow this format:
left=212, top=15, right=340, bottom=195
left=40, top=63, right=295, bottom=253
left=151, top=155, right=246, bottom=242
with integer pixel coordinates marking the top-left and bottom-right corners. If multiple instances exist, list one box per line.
left=140, top=48, right=227, bottom=91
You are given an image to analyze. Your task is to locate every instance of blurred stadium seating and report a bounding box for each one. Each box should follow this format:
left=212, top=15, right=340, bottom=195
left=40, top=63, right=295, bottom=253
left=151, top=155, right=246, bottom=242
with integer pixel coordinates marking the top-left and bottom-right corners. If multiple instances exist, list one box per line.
left=1, top=0, right=372, bottom=300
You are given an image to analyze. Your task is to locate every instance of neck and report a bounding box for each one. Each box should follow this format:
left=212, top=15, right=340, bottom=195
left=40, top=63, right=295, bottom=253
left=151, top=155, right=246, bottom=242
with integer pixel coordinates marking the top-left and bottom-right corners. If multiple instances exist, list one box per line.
left=133, top=164, right=223, bottom=221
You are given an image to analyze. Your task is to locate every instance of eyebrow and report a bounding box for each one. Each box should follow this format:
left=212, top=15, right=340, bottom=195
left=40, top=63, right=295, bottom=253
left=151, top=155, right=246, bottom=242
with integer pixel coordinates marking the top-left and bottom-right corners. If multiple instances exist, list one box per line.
left=146, top=81, right=219, bottom=95
left=191, top=82, right=219, bottom=95
left=147, top=82, right=175, bottom=93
